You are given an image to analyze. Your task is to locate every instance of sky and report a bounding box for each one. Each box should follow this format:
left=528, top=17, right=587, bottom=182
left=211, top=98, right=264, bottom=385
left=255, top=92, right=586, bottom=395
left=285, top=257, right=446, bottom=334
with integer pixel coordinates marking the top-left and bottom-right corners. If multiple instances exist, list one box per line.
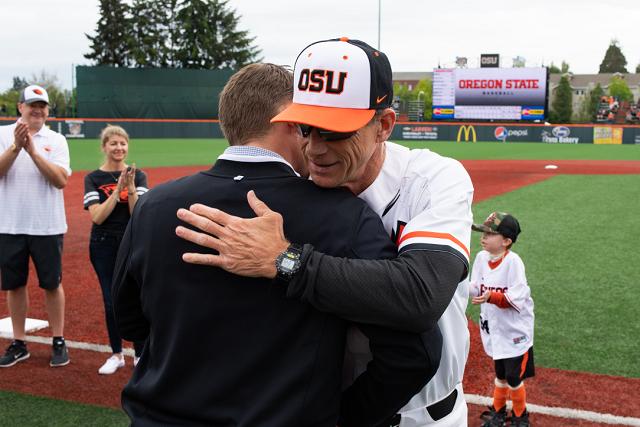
left=1, top=0, right=639, bottom=91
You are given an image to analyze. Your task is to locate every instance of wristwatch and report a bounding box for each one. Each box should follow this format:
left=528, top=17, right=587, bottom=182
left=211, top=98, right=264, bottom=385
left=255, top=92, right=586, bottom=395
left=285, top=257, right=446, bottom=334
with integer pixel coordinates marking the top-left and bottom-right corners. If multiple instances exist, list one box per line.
left=275, top=243, right=304, bottom=283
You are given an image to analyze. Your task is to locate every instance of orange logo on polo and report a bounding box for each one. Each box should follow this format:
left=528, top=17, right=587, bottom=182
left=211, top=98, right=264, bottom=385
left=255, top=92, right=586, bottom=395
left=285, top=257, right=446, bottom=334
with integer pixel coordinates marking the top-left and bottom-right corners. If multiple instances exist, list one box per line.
left=376, top=94, right=388, bottom=104
left=298, top=69, right=347, bottom=94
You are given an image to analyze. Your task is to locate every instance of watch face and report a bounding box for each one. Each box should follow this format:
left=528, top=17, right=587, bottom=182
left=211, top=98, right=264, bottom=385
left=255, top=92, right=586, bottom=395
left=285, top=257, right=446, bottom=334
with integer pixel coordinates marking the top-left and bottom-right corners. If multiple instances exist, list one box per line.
left=280, top=257, right=296, bottom=272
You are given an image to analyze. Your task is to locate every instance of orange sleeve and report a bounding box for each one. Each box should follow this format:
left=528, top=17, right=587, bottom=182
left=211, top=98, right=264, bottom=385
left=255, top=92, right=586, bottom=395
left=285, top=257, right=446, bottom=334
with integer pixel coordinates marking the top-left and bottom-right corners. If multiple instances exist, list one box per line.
left=487, top=291, right=511, bottom=309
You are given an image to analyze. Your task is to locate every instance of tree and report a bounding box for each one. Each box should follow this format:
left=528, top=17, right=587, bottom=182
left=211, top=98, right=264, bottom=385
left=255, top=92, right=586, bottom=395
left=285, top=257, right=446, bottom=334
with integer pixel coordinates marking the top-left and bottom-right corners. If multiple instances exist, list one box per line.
left=129, top=0, right=177, bottom=67
left=608, top=76, right=633, bottom=103
left=636, top=63, right=640, bottom=74
left=1, top=71, right=71, bottom=117
left=586, top=83, right=605, bottom=122
left=413, top=79, right=433, bottom=120
left=12, top=76, right=29, bottom=91
left=552, top=75, right=573, bottom=123
left=598, top=40, right=628, bottom=73
left=549, top=61, right=570, bottom=74
left=85, top=0, right=132, bottom=66
left=392, top=80, right=433, bottom=120
left=172, top=0, right=261, bottom=69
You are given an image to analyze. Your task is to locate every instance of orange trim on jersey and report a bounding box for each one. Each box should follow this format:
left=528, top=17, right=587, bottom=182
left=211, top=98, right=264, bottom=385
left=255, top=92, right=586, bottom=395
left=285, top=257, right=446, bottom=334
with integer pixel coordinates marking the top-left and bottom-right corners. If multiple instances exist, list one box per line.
left=398, top=231, right=470, bottom=258
left=488, top=250, right=509, bottom=270
left=520, top=351, right=529, bottom=378
left=488, top=291, right=511, bottom=309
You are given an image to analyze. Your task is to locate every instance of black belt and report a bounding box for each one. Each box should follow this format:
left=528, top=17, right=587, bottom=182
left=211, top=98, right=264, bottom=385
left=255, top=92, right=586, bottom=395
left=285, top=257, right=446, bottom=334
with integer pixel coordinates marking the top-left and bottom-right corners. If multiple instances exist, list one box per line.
left=386, top=388, right=458, bottom=426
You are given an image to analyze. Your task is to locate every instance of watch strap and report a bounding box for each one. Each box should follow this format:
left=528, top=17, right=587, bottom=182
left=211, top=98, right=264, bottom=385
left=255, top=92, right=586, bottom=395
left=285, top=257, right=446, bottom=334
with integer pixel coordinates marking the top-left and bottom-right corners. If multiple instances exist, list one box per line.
left=275, top=243, right=304, bottom=283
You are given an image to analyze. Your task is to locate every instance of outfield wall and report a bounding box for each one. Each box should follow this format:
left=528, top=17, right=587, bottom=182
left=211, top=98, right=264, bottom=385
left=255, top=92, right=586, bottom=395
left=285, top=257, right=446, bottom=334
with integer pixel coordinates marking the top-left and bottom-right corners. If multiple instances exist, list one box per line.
left=391, top=122, right=640, bottom=145
left=1, top=118, right=639, bottom=144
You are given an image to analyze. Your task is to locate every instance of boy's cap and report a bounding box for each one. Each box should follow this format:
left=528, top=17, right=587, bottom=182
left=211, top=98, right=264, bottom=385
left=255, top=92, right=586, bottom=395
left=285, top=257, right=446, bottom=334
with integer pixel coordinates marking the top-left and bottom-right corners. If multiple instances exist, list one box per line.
left=472, top=212, right=521, bottom=242
left=271, top=37, right=393, bottom=132
left=19, top=85, right=49, bottom=105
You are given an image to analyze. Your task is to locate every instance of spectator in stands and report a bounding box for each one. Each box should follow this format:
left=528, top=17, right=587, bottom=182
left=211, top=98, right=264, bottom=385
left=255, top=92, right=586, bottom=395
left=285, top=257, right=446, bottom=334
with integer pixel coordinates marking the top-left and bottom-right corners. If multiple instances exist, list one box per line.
left=83, top=125, right=148, bottom=375
left=0, top=85, right=71, bottom=368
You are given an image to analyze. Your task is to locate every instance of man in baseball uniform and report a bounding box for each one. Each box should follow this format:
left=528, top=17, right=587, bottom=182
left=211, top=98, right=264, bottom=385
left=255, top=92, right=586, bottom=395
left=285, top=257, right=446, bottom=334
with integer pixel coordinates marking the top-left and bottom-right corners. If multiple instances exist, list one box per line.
left=176, top=38, right=474, bottom=426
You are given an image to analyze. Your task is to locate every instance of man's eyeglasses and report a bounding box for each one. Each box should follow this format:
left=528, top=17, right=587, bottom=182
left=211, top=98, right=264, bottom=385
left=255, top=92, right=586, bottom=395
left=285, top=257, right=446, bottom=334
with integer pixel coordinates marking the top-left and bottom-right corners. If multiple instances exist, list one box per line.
left=298, top=124, right=357, bottom=142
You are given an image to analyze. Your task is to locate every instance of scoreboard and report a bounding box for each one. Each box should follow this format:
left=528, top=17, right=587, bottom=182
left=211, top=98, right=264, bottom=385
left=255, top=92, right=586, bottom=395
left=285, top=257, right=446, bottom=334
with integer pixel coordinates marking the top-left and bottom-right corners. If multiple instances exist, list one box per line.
left=432, top=67, right=548, bottom=121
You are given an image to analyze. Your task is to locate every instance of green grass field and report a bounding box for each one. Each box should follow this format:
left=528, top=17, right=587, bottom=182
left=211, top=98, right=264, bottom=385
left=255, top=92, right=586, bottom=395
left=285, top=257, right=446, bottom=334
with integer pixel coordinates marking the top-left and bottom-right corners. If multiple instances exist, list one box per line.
left=0, top=390, right=128, bottom=426
left=5, top=138, right=639, bottom=423
left=467, top=174, right=640, bottom=377
left=68, top=138, right=640, bottom=171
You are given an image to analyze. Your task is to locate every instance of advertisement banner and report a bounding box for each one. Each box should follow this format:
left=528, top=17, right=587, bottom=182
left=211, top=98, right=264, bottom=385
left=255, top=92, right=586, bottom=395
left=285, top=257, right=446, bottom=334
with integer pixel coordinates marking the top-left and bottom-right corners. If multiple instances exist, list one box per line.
left=400, top=125, right=439, bottom=140
left=621, top=127, right=640, bottom=144
left=491, top=126, right=532, bottom=142
left=64, top=120, right=85, bottom=138
left=541, top=126, right=581, bottom=144
left=456, top=125, right=477, bottom=142
left=593, top=126, right=623, bottom=145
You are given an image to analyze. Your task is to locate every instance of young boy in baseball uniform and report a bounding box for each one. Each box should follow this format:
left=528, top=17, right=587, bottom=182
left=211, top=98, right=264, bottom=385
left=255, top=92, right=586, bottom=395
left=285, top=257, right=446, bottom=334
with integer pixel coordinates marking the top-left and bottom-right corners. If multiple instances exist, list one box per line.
left=470, top=212, right=534, bottom=427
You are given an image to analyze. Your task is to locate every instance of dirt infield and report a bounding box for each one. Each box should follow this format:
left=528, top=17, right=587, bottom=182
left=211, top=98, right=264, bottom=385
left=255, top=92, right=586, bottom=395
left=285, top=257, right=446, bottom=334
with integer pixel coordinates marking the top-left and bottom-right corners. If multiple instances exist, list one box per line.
left=1, top=160, right=639, bottom=425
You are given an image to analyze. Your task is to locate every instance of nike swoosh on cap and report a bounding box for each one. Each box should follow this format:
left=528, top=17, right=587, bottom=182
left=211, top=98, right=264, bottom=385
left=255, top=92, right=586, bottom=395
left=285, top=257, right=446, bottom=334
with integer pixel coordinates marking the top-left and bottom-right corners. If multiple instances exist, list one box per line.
left=376, top=94, right=388, bottom=104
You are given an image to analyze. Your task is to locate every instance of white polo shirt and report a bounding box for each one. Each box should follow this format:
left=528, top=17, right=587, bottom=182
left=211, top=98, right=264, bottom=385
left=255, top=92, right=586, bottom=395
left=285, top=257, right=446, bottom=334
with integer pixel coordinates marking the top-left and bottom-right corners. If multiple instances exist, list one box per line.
left=0, top=122, right=71, bottom=235
left=470, top=250, right=534, bottom=360
left=349, top=141, right=474, bottom=418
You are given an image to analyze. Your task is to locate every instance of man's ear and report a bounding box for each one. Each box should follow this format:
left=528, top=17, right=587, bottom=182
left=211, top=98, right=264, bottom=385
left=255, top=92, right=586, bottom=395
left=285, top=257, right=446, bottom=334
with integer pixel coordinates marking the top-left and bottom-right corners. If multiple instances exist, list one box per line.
left=377, top=108, right=396, bottom=143
left=285, top=122, right=300, bottom=136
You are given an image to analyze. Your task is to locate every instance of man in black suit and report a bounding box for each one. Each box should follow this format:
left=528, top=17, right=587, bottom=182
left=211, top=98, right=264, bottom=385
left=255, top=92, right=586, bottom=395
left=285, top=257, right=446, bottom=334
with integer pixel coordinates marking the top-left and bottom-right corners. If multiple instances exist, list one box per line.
left=112, top=63, right=441, bottom=427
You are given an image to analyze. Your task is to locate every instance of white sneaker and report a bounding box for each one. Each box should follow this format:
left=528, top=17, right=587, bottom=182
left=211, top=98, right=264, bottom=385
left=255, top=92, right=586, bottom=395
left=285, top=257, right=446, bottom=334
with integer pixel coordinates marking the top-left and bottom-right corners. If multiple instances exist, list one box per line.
left=98, top=355, right=125, bottom=375
left=133, top=356, right=140, bottom=367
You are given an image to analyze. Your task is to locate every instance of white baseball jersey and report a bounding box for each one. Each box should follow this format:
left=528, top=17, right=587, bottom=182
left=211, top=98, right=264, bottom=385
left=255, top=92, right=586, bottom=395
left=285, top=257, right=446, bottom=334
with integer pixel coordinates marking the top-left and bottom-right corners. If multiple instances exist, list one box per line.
left=470, top=250, right=534, bottom=360
left=347, top=141, right=474, bottom=425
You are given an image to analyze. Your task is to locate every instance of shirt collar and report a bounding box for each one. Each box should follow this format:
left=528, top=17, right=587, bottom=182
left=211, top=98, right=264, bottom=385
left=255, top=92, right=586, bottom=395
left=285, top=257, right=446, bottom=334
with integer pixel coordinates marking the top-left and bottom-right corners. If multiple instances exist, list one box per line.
left=358, top=142, right=410, bottom=216
left=218, top=146, right=300, bottom=177
left=13, top=121, right=48, bottom=137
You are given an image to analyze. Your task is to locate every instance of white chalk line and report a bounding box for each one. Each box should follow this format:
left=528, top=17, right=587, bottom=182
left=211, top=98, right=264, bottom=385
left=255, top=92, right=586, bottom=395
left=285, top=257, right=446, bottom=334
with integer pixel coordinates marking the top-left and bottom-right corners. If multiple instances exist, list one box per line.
left=466, top=394, right=640, bottom=426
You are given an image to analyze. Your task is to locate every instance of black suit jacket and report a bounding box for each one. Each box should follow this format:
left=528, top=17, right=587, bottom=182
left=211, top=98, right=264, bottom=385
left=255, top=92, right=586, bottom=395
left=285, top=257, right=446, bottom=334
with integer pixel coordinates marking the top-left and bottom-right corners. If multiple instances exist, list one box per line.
left=113, top=159, right=439, bottom=427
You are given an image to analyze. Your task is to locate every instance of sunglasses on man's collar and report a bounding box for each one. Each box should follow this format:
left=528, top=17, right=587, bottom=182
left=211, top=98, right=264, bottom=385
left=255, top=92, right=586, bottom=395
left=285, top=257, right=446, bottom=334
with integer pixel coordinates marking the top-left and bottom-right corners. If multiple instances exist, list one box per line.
left=298, top=124, right=357, bottom=142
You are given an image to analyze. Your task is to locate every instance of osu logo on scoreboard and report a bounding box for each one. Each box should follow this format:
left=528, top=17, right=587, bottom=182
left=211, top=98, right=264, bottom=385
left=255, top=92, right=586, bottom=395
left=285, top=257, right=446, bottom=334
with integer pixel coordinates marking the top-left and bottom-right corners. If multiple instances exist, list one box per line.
left=456, top=125, right=476, bottom=142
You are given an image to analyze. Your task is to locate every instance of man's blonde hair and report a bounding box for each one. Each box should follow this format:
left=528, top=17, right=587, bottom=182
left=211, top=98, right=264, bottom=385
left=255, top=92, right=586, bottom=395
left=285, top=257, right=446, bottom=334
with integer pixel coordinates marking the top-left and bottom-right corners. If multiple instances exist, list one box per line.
left=219, top=63, right=293, bottom=146
left=100, top=125, right=129, bottom=146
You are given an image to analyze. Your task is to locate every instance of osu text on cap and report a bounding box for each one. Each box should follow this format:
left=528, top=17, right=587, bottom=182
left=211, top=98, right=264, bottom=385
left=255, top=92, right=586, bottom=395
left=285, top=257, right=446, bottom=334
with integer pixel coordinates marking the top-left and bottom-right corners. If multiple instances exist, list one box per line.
left=298, top=69, right=347, bottom=94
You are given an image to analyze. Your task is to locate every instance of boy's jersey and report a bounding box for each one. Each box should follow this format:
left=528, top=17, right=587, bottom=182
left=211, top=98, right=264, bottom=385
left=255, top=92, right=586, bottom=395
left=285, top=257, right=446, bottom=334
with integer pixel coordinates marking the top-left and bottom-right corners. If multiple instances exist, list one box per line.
left=350, top=141, right=474, bottom=411
left=470, top=250, right=535, bottom=360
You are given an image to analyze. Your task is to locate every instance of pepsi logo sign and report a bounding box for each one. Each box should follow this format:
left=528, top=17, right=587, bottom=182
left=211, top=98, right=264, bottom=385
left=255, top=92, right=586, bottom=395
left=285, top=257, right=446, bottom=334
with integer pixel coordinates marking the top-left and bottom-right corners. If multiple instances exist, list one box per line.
left=494, top=127, right=507, bottom=141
